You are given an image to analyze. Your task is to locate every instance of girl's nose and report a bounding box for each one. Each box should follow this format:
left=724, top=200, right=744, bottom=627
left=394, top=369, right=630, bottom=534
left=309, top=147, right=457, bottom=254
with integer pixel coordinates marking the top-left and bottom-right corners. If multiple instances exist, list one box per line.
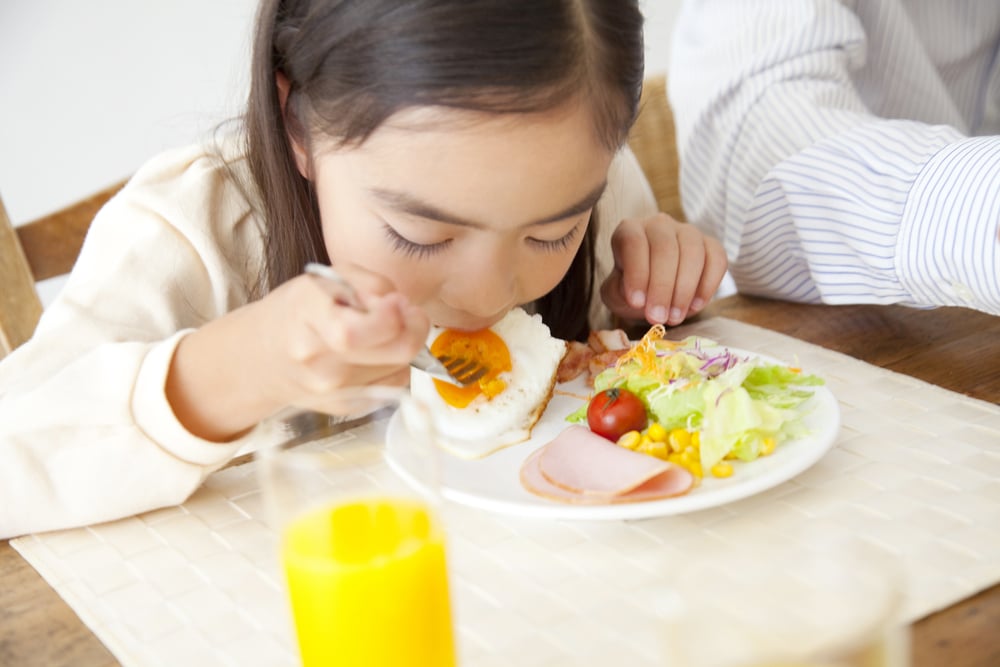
left=449, top=262, right=518, bottom=322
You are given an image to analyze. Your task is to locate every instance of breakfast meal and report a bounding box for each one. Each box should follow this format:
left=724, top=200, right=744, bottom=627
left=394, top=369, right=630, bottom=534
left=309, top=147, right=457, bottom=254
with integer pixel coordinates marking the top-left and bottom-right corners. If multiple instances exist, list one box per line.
left=519, top=324, right=825, bottom=504
left=410, top=307, right=567, bottom=459
left=408, top=310, right=824, bottom=509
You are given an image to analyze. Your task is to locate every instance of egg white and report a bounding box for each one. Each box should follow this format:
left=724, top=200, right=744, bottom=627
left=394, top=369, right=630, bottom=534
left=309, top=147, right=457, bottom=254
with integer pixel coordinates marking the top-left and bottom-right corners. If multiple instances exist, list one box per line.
left=410, top=308, right=567, bottom=459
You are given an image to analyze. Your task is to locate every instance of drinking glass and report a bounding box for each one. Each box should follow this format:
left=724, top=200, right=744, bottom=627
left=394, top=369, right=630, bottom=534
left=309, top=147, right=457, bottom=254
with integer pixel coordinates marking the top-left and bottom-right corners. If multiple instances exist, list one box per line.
left=658, top=534, right=910, bottom=667
left=256, top=386, right=455, bottom=667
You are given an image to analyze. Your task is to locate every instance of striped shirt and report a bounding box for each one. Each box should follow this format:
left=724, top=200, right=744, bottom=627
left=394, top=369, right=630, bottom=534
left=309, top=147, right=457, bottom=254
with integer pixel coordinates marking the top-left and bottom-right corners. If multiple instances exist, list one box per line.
left=668, top=0, right=1000, bottom=314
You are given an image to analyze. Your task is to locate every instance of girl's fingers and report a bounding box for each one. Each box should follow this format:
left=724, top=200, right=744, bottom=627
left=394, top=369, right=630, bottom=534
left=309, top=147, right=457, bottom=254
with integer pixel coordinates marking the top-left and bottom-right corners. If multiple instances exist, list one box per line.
left=605, top=214, right=730, bottom=327
left=600, top=269, right=643, bottom=321
left=611, top=219, right=651, bottom=311
left=302, top=274, right=425, bottom=359
left=641, top=217, right=683, bottom=324
left=691, top=236, right=729, bottom=312
left=287, top=275, right=428, bottom=391
left=665, top=224, right=711, bottom=324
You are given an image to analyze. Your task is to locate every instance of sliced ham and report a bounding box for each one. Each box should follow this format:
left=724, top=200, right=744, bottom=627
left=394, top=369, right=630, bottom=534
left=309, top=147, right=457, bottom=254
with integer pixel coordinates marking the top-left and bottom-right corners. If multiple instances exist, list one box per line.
left=539, top=426, right=668, bottom=495
left=520, top=426, right=695, bottom=504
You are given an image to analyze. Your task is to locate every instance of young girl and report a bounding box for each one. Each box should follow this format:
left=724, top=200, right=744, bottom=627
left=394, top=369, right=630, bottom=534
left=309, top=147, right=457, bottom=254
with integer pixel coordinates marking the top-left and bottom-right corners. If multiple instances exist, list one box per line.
left=0, top=0, right=726, bottom=537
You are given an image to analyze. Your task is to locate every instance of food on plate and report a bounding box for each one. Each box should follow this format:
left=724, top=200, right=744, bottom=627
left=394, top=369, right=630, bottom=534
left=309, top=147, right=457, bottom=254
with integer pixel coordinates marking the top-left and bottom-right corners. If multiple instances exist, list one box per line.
left=519, top=426, right=694, bottom=503
left=586, top=387, right=648, bottom=442
left=556, top=328, right=632, bottom=385
left=411, top=307, right=567, bottom=459
left=567, top=325, right=824, bottom=479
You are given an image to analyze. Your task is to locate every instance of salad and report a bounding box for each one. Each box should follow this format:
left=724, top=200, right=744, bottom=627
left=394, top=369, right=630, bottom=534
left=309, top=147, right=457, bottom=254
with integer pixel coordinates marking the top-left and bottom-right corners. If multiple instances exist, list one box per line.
left=567, top=325, right=824, bottom=480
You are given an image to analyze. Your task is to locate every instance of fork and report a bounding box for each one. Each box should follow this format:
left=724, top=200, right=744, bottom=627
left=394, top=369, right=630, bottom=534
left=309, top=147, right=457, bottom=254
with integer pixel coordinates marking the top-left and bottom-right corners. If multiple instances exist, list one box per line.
left=304, top=263, right=489, bottom=387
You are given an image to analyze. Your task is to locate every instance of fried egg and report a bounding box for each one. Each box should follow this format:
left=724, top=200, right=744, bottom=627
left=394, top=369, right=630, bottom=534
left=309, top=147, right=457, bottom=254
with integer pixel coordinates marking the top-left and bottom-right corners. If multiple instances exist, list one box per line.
left=410, top=308, right=567, bottom=459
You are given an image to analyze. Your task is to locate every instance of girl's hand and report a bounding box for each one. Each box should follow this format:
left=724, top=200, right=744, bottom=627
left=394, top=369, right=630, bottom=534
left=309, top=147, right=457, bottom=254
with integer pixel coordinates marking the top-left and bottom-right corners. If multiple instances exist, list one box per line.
left=256, top=266, right=430, bottom=413
left=166, top=265, right=429, bottom=440
left=600, top=213, right=728, bottom=326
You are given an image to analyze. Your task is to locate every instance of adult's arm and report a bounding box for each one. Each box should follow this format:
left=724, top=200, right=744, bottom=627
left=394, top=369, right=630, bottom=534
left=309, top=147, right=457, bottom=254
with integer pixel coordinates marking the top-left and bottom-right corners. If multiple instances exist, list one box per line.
left=668, top=0, right=1000, bottom=313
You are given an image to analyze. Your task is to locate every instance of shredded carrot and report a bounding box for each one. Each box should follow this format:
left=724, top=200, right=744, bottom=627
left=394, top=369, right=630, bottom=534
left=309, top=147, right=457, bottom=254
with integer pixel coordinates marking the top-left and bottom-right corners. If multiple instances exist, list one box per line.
left=614, top=324, right=684, bottom=377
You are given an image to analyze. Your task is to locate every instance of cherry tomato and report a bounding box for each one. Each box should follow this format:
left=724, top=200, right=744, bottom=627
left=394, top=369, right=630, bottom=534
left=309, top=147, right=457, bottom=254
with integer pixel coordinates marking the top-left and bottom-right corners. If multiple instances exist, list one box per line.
left=586, top=387, right=648, bottom=442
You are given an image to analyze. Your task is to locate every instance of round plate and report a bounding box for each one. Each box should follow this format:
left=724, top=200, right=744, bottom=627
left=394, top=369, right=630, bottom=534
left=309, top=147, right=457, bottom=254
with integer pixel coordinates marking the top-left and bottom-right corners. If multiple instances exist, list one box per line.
left=388, top=347, right=840, bottom=521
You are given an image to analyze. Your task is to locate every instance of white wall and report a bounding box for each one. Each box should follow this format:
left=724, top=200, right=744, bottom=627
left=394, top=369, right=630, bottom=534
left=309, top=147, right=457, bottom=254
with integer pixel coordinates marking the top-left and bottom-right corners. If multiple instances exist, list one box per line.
left=0, top=0, right=258, bottom=226
left=642, top=0, right=683, bottom=78
left=1, top=1, right=682, bottom=228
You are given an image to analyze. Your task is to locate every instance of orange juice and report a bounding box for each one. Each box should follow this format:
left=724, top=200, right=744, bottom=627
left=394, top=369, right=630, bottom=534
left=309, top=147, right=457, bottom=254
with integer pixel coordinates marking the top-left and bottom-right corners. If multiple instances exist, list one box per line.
left=281, top=498, right=455, bottom=667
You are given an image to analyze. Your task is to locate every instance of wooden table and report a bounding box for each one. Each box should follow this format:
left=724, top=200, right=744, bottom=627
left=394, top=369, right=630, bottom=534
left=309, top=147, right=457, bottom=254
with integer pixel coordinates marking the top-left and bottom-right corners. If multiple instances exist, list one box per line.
left=2, top=295, right=998, bottom=667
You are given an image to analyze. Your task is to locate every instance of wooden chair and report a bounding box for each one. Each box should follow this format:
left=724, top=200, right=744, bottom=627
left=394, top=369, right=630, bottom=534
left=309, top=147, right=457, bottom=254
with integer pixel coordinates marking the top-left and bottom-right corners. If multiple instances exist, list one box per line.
left=0, top=181, right=125, bottom=358
left=627, top=73, right=684, bottom=222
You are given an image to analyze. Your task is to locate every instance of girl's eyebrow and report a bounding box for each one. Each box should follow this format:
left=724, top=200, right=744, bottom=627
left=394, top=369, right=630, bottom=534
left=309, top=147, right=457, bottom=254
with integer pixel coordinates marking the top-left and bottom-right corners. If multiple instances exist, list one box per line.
left=369, top=181, right=608, bottom=228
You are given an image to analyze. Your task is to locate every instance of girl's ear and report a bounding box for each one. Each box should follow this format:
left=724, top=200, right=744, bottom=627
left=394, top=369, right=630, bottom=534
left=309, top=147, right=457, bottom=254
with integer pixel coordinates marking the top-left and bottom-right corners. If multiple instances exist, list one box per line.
left=276, top=71, right=312, bottom=179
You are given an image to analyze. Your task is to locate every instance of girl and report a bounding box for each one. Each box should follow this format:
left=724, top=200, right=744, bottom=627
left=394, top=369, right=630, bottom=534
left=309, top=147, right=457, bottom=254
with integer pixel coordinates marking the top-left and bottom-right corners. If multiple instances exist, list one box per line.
left=0, top=0, right=726, bottom=538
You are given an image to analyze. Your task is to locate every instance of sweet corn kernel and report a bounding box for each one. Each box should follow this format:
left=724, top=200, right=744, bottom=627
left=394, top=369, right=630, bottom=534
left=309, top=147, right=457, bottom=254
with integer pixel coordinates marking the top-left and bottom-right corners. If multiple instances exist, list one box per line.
left=760, top=438, right=776, bottom=456
left=617, top=430, right=642, bottom=450
left=668, top=429, right=690, bottom=452
left=638, top=441, right=669, bottom=459
left=667, top=453, right=685, bottom=466
left=688, top=461, right=703, bottom=478
left=710, top=462, right=734, bottom=478
left=691, top=431, right=701, bottom=448
left=647, top=422, right=668, bottom=442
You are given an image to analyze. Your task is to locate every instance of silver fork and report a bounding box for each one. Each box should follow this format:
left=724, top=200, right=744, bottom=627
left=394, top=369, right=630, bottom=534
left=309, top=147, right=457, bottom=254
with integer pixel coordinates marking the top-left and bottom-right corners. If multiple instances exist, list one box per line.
left=304, top=263, right=489, bottom=387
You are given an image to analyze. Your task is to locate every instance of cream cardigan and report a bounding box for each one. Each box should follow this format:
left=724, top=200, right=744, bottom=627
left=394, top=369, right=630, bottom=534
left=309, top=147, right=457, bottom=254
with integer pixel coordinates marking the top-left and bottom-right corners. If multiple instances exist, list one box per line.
left=0, top=139, right=655, bottom=538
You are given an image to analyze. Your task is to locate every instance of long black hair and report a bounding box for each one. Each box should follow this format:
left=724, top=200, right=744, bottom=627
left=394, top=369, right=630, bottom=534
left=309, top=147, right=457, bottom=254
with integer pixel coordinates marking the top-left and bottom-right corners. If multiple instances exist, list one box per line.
left=244, top=0, right=644, bottom=340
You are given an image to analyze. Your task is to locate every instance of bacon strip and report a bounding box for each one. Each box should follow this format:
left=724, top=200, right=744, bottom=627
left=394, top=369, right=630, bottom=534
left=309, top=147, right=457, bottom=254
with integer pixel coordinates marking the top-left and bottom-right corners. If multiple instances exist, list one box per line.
left=556, top=329, right=632, bottom=384
left=556, top=341, right=594, bottom=383
left=588, top=329, right=630, bottom=353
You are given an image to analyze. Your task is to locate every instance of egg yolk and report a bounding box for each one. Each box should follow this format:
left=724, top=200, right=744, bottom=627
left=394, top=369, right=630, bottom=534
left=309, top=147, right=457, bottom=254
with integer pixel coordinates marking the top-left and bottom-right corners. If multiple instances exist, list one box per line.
left=430, top=328, right=512, bottom=408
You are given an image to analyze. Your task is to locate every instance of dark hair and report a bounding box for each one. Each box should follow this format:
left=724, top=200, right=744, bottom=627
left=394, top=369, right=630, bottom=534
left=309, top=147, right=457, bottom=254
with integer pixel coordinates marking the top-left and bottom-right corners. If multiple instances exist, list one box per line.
left=244, top=0, right=644, bottom=341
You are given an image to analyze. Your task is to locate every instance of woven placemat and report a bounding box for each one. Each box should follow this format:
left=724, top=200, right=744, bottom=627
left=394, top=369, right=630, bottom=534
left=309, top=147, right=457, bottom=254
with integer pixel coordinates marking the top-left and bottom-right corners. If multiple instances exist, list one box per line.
left=13, top=317, right=1000, bottom=667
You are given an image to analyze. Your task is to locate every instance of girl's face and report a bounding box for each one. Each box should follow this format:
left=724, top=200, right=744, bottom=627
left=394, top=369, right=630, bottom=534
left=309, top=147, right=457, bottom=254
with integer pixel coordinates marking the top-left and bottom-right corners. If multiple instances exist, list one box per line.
left=307, top=103, right=615, bottom=331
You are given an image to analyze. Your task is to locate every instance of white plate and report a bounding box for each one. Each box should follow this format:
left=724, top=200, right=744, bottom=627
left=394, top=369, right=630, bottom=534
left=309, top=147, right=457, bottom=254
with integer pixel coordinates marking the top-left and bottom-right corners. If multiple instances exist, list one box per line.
left=388, top=347, right=840, bottom=521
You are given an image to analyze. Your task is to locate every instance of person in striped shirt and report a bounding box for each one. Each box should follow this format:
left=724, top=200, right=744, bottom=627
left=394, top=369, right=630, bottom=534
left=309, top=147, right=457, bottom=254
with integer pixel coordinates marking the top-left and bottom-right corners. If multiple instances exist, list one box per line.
left=667, top=0, right=999, bottom=315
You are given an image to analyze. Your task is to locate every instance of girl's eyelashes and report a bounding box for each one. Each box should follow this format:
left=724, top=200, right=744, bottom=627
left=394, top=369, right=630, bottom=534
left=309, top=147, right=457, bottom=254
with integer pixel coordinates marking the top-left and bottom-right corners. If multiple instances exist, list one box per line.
left=382, top=223, right=451, bottom=259
left=381, top=217, right=583, bottom=259
left=527, top=221, right=583, bottom=253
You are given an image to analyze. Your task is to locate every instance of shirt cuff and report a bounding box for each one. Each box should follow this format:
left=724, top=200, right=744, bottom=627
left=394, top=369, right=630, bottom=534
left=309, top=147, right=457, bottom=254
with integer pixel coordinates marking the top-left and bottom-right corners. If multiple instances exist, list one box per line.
left=898, top=136, right=1000, bottom=314
left=131, top=330, right=271, bottom=467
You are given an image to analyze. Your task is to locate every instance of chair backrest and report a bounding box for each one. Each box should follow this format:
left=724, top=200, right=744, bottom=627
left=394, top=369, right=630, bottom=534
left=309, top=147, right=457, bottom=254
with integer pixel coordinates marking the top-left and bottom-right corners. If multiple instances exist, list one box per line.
left=627, top=73, right=684, bottom=222
left=0, top=181, right=125, bottom=358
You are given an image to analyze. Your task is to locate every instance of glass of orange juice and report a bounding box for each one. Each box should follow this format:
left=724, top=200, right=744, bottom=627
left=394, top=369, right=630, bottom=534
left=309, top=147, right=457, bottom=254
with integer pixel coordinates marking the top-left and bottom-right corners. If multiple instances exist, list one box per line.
left=256, top=386, right=455, bottom=667
left=658, top=531, right=910, bottom=667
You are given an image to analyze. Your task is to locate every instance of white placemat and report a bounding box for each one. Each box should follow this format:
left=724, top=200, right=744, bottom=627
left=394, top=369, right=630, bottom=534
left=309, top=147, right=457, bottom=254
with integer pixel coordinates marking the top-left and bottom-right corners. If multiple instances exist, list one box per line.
left=13, top=318, right=1000, bottom=667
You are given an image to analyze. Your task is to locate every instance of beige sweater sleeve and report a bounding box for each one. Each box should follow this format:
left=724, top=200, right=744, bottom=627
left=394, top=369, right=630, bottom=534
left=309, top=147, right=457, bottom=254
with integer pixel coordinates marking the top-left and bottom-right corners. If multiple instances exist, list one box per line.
left=0, top=142, right=279, bottom=539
